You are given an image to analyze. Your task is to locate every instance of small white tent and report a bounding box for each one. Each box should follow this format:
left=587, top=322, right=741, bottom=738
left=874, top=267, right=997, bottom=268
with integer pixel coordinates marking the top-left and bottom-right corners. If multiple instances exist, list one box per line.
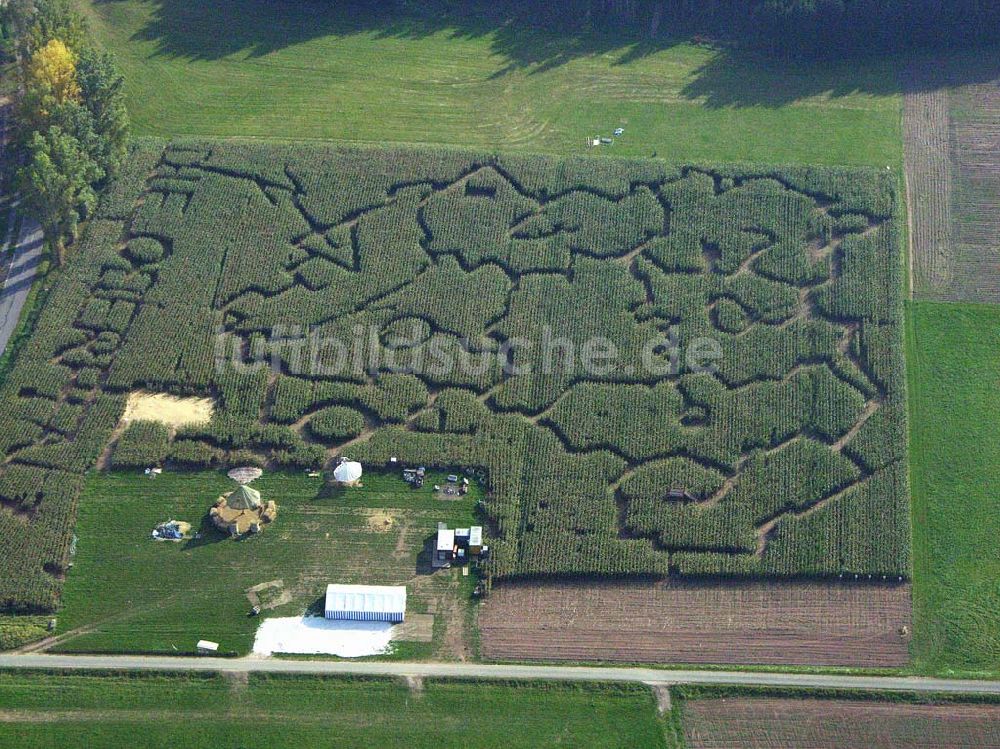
left=333, top=461, right=363, bottom=483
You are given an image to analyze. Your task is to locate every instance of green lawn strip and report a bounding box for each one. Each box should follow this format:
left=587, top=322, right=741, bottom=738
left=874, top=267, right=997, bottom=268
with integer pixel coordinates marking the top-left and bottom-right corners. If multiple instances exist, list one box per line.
left=0, top=670, right=667, bottom=748
left=673, top=684, right=1000, bottom=704
left=907, top=301, right=1000, bottom=675
left=485, top=656, right=905, bottom=678
left=80, top=0, right=901, bottom=166
left=54, top=470, right=480, bottom=657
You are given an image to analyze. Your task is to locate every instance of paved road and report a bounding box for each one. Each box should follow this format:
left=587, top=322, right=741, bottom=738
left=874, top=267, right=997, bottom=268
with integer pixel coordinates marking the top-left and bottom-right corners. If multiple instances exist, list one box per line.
left=0, top=215, right=42, bottom=356
left=1, top=654, right=999, bottom=695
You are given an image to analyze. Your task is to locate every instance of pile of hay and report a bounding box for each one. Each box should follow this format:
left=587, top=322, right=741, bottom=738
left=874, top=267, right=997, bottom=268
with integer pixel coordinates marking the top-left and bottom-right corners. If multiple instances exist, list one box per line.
left=210, top=485, right=277, bottom=536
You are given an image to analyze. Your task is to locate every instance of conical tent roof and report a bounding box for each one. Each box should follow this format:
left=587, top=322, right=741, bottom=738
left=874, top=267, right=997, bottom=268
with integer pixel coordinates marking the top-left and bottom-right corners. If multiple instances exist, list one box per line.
left=228, top=484, right=262, bottom=510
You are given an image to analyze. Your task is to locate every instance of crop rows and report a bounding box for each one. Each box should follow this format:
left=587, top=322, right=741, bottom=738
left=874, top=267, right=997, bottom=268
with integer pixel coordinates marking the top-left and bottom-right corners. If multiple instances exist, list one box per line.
left=0, top=141, right=908, bottom=611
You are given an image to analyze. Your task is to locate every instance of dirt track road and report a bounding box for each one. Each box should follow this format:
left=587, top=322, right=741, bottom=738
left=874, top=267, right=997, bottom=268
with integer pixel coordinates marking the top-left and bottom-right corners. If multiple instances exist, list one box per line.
left=1, top=654, right=999, bottom=695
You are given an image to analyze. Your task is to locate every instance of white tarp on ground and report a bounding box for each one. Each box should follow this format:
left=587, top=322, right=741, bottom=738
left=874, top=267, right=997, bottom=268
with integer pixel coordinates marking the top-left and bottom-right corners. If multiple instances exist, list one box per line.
left=252, top=615, right=394, bottom=658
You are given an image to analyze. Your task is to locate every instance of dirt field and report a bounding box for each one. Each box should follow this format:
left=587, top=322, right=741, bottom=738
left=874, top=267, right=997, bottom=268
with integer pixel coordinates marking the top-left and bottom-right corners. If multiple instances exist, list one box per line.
left=479, top=579, right=911, bottom=667
left=904, top=67, right=1000, bottom=302
left=947, top=81, right=1000, bottom=301
left=121, top=391, right=215, bottom=429
left=682, top=697, right=1000, bottom=748
left=903, top=85, right=952, bottom=296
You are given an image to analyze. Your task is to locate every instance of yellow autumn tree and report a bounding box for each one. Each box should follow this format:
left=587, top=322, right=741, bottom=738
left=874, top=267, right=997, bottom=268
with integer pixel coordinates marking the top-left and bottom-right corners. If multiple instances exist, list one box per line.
left=21, top=38, right=80, bottom=130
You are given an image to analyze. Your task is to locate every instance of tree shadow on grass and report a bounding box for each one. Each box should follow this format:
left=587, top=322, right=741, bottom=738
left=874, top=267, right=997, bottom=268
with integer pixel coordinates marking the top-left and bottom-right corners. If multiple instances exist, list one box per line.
left=304, top=594, right=325, bottom=617
left=93, top=0, right=1000, bottom=107
left=182, top=513, right=228, bottom=549
left=313, top=481, right=343, bottom=502
left=682, top=46, right=1000, bottom=108
left=414, top=532, right=439, bottom=576
left=93, top=0, right=699, bottom=74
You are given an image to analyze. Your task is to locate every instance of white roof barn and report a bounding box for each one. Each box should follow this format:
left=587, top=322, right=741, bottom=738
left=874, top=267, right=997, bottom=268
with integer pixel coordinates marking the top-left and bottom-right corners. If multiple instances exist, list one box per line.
left=437, top=528, right=455, bottom=553
left=324, top=584, right=406, bottom=623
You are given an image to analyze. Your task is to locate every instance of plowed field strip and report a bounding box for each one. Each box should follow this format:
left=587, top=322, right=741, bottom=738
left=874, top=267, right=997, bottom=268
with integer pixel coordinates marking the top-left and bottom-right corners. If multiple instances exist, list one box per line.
left=903, top=85, right=952, bottom=297
left=479, top=579, right=911, bottom=667
left=904, top=71, right=1000, bottom=302
left=682, top=698, right=1000, bottom=748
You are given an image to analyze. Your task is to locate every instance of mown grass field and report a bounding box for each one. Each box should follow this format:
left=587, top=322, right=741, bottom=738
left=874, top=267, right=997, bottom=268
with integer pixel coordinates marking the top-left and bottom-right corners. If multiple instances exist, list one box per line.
left=0, top=671, right=670, bottom=748
left=79, top=0, right=903, bottom=166
left=907, top=302, right=1000, bottom=674
left=53, top=470, right=480, bottom=657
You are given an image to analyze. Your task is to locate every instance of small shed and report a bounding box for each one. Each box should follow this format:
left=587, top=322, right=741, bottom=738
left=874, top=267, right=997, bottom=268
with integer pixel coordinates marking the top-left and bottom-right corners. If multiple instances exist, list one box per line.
left=197, top=640, right=219, bottom=654
left=436, top=527, right=455, bottom=562
left=469, top=526, right=483, bottom=555
left=324, top=584, right=406, bottom=623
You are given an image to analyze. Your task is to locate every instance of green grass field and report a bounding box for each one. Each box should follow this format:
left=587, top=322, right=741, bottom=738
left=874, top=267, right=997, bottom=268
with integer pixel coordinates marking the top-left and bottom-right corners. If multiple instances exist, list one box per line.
left=0, top=671, right=671, bottom=748
left=907, top=301, right=1000, bottom=674
left=79, top=0, right=902, bottom=166
left=54, top=470, right=481, bottom=657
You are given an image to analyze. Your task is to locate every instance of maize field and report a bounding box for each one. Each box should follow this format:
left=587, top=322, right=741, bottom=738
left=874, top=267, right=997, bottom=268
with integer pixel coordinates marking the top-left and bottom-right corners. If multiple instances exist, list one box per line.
left=0, top=140, right=909, bottom=610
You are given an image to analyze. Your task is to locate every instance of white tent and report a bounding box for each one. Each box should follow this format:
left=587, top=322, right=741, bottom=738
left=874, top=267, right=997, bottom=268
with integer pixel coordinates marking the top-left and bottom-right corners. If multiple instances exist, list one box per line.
left=333, top=461, right=363, bottom=483
left=228, top=466, right=263, bottom=485
left=324, top=584, right=406, bottom=623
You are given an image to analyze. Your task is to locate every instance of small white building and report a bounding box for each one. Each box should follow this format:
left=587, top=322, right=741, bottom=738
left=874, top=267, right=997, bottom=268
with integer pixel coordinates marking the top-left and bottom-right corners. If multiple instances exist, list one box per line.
left=469, top=526, right=483, bottom=555
left=435, top=527, right=456, bottom=567
left=324, top=584, right=406, bottom=623
left=196, top=640, right=219, bottom=654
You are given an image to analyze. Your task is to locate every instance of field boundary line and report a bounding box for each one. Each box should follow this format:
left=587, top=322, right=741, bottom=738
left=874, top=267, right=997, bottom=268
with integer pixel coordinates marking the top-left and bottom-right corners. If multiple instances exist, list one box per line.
left=1, top=655, right=1000, bottom=695
left=903, top=167, right=914, bottom=299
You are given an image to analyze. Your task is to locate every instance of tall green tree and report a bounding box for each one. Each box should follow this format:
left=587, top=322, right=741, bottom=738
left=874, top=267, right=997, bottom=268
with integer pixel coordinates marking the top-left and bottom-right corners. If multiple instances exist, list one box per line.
left=0, top=0, right=36, bottom=61
left=49, top=98, right=102, bottom=161
left=18, top=0, right=86, bottom=58
left=75, top=47, right=128, bottom=174
left=18, top=125, right=103, bottom=265
left=19, top=36, right=79, bottom=133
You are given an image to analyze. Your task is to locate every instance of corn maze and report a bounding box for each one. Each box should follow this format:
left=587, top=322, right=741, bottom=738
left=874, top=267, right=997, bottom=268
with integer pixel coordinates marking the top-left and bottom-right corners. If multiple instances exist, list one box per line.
left=0, top=140, right=909, bottom=611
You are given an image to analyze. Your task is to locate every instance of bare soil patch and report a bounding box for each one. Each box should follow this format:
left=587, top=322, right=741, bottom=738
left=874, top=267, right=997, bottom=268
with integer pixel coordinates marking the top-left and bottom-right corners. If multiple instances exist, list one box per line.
left=245, top=579, right=292, bottom=611
left=122, top=391, right=215, bottom=429
left=224, top=671, right=250, bottom=693
left=682, top=698, right=1000, bottom=748
left=652, top=684, right=671, bottom=716
left=392, top=613, right=434, bottom=643
left=479, top=578, right=911, bottom=667
left=364, top=509, right=397, bottom=533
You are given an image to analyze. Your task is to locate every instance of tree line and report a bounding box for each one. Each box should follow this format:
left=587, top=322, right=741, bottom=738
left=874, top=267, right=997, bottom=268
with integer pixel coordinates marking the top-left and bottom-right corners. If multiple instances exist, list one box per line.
left=1, top=0, right=129, bottom=265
